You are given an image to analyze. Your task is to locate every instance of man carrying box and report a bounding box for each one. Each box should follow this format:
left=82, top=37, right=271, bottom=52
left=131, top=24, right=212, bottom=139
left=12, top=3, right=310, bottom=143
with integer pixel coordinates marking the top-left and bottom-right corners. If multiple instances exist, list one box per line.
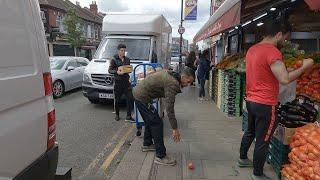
left=108, top=44, right=134, bottom=122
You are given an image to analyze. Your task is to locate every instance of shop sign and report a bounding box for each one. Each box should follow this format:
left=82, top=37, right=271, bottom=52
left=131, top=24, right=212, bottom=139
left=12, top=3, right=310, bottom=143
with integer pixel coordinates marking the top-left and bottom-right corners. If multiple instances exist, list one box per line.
left=195, top=1, right=241, bottom=42
left=304, top=0, right=320, bottom=11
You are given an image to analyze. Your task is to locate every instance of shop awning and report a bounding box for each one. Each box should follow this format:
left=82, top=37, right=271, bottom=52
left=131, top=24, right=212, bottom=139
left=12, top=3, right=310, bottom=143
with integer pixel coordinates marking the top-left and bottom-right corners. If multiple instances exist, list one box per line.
left=304, top=0, right=320, bottom=10
left=193, top=0, right=241, bottom=42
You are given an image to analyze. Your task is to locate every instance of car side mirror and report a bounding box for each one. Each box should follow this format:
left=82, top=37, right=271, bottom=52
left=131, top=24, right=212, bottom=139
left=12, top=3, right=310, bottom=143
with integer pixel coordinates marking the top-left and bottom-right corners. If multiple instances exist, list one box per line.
left=67, top=66, right=75, bottom=71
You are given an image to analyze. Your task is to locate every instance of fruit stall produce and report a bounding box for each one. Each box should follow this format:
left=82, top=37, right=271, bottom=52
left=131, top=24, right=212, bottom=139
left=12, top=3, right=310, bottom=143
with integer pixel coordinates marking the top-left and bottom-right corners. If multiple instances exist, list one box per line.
left=209, top=53, right=246, bottom=117
left=281, top=123, right=320, bottom=180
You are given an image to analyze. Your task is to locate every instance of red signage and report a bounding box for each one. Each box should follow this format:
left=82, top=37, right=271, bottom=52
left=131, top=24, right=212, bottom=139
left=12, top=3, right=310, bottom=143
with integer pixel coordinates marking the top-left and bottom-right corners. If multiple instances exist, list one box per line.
left=304, top=0, right=320, bottom=11
left=194, top=2, right=241, bottom=42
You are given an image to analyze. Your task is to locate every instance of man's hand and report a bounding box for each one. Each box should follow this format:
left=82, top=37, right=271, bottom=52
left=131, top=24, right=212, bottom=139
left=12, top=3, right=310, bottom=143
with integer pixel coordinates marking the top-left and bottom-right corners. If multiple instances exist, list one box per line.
left=302, top=58, right=314, bottom=70
left=172, top=129, right=181, bottom=142
left=117, top=68, right=125, bottom=75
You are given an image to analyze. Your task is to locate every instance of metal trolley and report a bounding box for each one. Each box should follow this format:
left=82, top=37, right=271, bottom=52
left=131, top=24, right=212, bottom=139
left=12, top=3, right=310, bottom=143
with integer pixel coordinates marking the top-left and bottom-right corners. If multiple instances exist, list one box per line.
left=131, top=63, right=163, bottom=136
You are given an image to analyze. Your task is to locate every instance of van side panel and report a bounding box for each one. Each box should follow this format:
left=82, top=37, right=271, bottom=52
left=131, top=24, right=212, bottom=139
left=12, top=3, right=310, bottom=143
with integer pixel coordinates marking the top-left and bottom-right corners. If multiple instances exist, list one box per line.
left=0, top=0, right=47, bottom=178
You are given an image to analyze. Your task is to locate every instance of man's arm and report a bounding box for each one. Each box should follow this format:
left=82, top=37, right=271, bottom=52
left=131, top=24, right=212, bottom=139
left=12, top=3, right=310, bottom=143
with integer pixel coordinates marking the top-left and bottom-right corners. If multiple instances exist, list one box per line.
left=270, top=58, right=314, bottom=85
left=164, top=85, right=180, bottom=130
left=108, top=59, right=117, bottom=74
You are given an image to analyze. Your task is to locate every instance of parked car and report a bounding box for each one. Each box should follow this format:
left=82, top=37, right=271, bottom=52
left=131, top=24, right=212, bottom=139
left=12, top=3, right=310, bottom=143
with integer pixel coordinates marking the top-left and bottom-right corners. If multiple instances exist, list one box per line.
left=0, top=0, right=58, bottom=179
left=50, top=56, right=89, bottom=98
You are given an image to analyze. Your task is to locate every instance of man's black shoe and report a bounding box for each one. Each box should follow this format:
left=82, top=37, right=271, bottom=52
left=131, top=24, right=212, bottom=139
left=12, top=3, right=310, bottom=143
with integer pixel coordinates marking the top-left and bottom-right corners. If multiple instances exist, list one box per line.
left=115, top=115, right=120, bottom=121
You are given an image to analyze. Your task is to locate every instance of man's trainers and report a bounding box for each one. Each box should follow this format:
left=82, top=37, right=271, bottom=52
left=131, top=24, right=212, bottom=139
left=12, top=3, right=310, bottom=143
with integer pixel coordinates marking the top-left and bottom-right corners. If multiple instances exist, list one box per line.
left=141, top=144, right=156, bottom=152
left=115, top=115, right=120, bottom=121
left=154, top=156, right=176, bottom=166
left=125, top=116, right=135, bottom=123
left=251, top=174, right=272, bottom=180
left=238, top=158, right=253, bottom=167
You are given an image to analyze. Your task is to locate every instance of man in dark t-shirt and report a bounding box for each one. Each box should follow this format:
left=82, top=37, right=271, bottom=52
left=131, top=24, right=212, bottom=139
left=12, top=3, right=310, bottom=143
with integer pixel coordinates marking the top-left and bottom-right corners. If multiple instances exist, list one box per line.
left=238, top=20, right=314, bottom=180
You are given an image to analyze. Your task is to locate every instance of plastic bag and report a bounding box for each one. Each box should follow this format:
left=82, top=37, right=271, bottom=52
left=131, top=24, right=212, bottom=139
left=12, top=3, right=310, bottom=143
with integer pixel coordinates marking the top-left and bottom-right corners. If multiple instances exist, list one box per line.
left=279, top=81, right=297, bottom=104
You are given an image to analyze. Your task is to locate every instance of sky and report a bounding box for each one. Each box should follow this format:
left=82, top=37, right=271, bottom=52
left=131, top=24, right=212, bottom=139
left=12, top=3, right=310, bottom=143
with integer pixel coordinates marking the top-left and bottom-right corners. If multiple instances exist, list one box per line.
left=70, top=0, right=211, bottom=42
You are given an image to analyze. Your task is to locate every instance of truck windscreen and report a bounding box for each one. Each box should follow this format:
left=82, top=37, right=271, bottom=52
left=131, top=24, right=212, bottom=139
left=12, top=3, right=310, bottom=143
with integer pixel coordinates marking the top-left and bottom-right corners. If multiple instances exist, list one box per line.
left=95, top=38, right=151, bottom=61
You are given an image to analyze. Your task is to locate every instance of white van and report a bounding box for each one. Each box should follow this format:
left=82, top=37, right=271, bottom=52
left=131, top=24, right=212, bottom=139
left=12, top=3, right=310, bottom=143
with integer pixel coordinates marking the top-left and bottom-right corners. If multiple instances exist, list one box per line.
left=0, top=1, right=58, bottom=179
left=82, top=14, right=172, bottom=104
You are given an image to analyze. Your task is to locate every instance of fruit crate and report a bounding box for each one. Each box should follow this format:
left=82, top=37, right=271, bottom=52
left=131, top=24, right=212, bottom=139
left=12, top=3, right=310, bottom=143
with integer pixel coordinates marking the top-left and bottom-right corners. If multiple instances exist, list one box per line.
left=267, top=153, right=282, bottom=180
left=269, top=137, right=290, bottom=163
left=266, top=137, right=290, bottom=180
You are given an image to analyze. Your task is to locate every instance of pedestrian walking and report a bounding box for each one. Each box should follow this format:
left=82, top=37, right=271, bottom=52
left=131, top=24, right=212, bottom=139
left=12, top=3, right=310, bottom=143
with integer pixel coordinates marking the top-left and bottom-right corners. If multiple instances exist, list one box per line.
left=133, top=67, right=195, bottom=166
left=238, top=19, right=314, bottom=180
left=197, top=50, right=210, bottom=101
left=108, top=44, right=134, bottom=122
left=185, top=51, right=197, bottom=71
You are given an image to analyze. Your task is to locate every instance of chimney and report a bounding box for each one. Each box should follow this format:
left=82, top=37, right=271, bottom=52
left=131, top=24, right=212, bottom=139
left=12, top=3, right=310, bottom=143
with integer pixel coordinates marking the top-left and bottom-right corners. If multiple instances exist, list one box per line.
left=76, top=1, right=80, bottom=6
left=89, top=1, right=98, bottom=14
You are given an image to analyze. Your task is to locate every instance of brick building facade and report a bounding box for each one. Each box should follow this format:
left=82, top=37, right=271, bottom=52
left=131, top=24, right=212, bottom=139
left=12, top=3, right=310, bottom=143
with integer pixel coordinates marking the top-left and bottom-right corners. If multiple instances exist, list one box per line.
left=39, top=0, right=104, bottom=59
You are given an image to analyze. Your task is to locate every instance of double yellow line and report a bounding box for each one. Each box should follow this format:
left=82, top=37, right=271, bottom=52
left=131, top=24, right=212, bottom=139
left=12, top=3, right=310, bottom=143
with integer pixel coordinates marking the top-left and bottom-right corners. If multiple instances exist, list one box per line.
left=100, top=125, right=135, bottom=170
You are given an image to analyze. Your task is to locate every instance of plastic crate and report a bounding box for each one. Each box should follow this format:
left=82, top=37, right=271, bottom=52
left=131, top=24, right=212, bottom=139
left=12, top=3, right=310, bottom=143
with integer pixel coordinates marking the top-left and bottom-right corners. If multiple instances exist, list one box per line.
left=267, top=154, right=282, bottom=180
left=268, top=137, right=290, bottom=164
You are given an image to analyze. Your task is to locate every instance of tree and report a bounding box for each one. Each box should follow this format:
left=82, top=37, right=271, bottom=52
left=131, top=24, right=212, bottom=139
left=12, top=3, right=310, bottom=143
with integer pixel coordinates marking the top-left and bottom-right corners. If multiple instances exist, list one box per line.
left=63, top=8, right=86, bottom=56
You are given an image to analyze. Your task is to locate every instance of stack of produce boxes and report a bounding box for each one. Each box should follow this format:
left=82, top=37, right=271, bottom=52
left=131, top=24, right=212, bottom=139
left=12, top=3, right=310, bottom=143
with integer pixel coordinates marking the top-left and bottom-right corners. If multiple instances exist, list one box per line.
left=216, top=70, right=223, bottom=109
left=267, top=97, right=319, bottom=179
left=213, top=69, right=219, bottom=103
left=208, top=70, right=214, bottom=99
left=220, top=70, right=243, bottom=117
left=220, top=70, right=228, bottom=112
left=267, top=137, right=290, bottom=179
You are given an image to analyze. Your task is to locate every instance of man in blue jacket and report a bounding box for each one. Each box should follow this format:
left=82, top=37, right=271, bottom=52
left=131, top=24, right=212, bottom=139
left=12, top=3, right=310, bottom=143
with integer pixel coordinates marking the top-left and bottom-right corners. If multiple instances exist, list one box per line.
left=197, top=50, right=210, bottom=100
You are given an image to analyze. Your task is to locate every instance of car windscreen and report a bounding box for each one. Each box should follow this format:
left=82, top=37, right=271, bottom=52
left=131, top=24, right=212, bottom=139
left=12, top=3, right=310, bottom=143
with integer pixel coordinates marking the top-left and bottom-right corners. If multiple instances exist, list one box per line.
left=94, top=38, right=151, bottom=61
left=50, top=59, right=67, bottom=70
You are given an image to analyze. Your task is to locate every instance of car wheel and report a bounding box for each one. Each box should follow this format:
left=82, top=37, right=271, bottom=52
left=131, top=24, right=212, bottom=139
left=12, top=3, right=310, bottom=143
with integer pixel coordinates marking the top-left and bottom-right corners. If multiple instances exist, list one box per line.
left=53, top=80, right=65, bottom=98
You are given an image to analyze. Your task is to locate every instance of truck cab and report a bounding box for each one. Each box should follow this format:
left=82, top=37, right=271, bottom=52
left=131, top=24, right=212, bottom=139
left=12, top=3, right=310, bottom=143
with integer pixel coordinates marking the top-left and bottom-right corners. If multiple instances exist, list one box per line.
left=82, top=14, right=172, bottom=104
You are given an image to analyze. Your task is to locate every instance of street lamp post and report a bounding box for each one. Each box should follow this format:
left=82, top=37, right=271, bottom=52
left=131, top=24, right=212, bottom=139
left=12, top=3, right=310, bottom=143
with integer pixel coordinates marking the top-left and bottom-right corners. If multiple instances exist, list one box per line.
left=179, top=0, right=184, bottom=72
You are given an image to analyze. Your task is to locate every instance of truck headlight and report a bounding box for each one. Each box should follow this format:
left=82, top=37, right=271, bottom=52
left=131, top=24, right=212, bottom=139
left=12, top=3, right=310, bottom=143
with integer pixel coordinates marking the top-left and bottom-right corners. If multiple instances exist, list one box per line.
left=83, top=73, right=91, bottom=83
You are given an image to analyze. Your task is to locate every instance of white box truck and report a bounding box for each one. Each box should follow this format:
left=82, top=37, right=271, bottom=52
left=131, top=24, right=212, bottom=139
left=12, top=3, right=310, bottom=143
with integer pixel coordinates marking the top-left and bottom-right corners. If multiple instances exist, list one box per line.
left=82, top=14, right=172, bottom=104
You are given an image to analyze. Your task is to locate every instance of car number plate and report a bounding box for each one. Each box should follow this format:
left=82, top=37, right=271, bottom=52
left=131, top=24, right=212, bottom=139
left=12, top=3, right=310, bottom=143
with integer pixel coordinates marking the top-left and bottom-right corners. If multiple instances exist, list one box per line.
left=99, top=93, right=114, bottom=99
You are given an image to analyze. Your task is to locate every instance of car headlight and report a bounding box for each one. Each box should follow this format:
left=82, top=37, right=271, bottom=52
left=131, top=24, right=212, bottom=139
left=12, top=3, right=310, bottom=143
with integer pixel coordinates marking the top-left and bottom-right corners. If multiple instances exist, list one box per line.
left=83, top=73, right=91, bottom=83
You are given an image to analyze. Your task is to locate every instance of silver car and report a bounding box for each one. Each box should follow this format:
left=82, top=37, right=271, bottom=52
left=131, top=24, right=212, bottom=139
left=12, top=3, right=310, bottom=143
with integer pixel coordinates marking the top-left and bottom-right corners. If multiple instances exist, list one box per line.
left=50, top=56, right=90, bottom=98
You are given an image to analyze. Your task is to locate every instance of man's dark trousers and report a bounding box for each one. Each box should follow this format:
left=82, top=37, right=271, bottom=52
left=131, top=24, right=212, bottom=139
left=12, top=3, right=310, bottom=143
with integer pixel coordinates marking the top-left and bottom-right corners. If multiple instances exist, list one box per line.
left=240, top=101, right=279, bottom=176
left=135, top=100, right=166, bottom=158
left=114, top=80, right=133, bottom=117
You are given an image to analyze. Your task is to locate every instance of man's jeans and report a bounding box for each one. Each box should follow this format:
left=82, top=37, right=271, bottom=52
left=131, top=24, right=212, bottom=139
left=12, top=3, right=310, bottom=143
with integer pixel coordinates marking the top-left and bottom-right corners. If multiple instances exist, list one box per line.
left=135, top=100, right=166, bottom=158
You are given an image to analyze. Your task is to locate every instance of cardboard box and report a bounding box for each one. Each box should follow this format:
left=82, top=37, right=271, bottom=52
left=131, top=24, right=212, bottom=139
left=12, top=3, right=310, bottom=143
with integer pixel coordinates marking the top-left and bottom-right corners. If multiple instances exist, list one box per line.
left=273, top=125, right=296, bottom=145
left=119, top=65, right=133, bottom=73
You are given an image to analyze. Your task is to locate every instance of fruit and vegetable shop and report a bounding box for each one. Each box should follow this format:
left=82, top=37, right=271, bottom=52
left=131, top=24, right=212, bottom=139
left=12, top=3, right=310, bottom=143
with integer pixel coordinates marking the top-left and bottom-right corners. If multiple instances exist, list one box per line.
left=194, top=0, right=320, bottom=179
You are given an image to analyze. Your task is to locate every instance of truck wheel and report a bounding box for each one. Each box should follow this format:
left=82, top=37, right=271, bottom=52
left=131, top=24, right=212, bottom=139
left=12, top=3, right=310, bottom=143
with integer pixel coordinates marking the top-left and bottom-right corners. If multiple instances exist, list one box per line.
left=53, top=80, right=65, bottom=98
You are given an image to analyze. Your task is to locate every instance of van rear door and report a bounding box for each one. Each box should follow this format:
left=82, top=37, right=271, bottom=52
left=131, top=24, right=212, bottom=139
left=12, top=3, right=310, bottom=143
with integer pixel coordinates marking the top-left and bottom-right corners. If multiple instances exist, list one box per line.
left=0, top=0, right=48, bottom=178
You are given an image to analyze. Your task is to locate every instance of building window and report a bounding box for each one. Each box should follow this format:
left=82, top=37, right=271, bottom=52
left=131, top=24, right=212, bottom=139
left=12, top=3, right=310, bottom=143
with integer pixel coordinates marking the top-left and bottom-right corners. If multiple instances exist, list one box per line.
left=87, top=25, right=92, bottom=38
left=91, top=24, right=94, bottom=39
left=56, top=15, right=62, bottom=27
left=83, top=24, right=88, bottom=37
left=95, top=27, right=99, bottom=39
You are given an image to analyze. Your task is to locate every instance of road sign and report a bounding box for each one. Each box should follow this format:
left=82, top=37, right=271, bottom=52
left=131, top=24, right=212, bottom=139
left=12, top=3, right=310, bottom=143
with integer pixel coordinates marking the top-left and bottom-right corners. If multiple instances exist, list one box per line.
left=178, top=26, right=185, bottom=34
